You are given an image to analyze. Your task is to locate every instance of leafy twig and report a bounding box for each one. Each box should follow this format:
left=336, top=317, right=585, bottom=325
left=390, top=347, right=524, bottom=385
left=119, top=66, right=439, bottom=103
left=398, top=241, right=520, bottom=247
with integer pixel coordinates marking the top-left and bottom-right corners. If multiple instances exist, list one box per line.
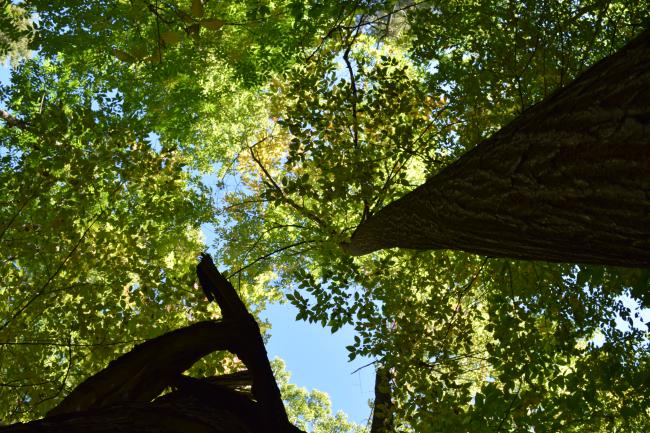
left=248, top=146, right=327, bottom=228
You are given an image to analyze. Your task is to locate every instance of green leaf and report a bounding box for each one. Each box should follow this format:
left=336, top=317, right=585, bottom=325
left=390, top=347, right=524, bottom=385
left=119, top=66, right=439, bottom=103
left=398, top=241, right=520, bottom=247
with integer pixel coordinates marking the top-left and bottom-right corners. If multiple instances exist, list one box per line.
left=112, top=48, right=135, bottom=63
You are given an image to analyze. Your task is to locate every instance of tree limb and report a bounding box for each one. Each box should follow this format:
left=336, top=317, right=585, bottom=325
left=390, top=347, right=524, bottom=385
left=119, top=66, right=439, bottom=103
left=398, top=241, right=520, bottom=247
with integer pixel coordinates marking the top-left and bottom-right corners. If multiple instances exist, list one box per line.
left=196, top=253, right=291, bottom=433
left=6, top=254, right=301, bottom=433
left=0, top=108, right=28, bottom=130
left=47, top=320, right=238, bottom=416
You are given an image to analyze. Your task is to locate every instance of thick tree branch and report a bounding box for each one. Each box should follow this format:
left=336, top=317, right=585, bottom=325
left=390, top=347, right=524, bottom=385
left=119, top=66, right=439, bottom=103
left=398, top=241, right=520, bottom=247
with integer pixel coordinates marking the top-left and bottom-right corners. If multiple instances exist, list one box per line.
left=196, top=253, right=249, bottom=320
left=47, top=320, right=238, bottom=416
left=196, top=254, right=291, bottom=433
left=202, top=369, right=253, bottom=389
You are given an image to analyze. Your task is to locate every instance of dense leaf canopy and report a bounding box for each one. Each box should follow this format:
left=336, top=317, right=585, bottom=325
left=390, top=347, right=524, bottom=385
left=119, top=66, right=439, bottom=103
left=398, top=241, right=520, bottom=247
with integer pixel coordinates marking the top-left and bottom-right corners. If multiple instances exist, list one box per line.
left=1, top=0, right=649, bottom=431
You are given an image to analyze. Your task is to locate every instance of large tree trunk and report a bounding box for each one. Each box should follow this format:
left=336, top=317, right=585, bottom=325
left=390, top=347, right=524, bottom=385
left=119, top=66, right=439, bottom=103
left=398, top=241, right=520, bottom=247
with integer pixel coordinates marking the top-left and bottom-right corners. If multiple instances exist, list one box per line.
left=344, top=29, right=650, bottom=267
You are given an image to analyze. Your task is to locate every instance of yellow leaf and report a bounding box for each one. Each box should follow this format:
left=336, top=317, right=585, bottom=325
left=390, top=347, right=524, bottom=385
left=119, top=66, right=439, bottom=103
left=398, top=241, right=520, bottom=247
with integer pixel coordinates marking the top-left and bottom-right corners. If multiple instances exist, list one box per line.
left=191, top=0, right=204, bottom=18
left=201, top=18, right=224, bottom=31
left=161, top=31, right=183, bottom=45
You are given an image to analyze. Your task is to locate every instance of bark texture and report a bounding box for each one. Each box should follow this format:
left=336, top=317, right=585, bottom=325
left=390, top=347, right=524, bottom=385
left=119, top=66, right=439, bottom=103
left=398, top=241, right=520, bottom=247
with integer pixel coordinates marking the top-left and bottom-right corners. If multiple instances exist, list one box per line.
left=345, top=29, right=650, bottom=267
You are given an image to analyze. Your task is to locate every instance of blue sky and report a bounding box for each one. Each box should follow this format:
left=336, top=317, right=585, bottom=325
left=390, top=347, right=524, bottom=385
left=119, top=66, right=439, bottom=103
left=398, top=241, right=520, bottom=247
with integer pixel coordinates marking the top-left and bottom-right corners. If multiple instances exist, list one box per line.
left=261, top=302, right=375, bottom=425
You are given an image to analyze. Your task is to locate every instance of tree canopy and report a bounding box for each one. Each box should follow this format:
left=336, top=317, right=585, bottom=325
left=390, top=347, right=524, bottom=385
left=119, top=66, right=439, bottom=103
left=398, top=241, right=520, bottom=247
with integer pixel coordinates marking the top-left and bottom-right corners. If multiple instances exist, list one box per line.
left=1, top=0, right=649, bottom=432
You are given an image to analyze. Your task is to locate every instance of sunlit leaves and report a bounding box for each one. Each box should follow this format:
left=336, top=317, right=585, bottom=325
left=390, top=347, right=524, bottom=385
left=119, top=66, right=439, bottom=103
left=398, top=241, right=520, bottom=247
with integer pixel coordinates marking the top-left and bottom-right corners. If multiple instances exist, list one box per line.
left=0, top=2, right=34, bottom=62
left=407, top=0, right=650, bottom=149
left=0, top=59, right=213, bottom=420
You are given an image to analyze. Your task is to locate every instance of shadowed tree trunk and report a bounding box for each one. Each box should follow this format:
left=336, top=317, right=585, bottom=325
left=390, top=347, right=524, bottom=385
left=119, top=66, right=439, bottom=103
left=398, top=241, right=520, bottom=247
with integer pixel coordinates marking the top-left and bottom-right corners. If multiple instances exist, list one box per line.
left=0, top=254, right=302, bottom=433
left=370, top=366, right=394, bottom=433
left=344, top=28, right=650, bottom=268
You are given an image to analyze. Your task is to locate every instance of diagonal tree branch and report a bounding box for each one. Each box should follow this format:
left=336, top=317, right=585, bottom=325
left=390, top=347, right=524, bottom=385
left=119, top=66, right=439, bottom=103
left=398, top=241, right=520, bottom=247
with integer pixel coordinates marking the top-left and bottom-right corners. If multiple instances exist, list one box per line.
left=196, top=253, right=290, bottom=433
left=0, top=108, right=28, bottom=130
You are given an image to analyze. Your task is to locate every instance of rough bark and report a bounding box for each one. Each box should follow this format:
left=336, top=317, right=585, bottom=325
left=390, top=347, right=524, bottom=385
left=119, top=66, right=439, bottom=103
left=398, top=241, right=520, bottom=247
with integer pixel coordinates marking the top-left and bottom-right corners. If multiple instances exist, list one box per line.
left=2, top=254, right=301, bottom=433
left=344, top=29, right=650, bottom=267
left=196, top=253, right=290, bottom=432
left=46, top=320, right=239, bottom=417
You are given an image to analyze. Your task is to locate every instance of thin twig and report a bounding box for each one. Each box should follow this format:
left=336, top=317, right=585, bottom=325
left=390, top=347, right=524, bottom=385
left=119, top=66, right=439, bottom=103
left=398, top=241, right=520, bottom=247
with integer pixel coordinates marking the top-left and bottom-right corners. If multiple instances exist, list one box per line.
left=350, top=359, right=378, bottom=375
left=34, top=335, right=75, bottom=408
left=370, top=104, right=450, bottom=214
left=248, top=146, right=327, bottom=228
left=341, top=14, right=364, bottom=149
left=0, top=190, right=42, bottom=243
left=0, top=339, right=142, bottom=347
left=441, top=258, right=488, bottom=341
left=225, top=239, right=318, bottom=280
left=305, top=0, right=362, bottom=62
left=495, top=382, right=521, bottom=432
left=0, top=214, right=103, bottom=332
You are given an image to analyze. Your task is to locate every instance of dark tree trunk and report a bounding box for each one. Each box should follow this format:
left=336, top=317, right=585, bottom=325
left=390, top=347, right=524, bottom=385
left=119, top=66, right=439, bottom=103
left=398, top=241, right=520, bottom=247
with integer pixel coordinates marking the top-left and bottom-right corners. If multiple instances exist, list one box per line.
left=370, top=366, right=394, bottom=433
left=345, top=29, right=650, bottom=268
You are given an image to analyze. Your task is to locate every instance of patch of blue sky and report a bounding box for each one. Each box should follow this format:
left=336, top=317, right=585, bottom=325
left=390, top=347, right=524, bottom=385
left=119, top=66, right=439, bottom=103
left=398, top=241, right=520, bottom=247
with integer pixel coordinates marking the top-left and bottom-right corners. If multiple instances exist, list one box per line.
left=261, top=301, right=375, bottom=427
